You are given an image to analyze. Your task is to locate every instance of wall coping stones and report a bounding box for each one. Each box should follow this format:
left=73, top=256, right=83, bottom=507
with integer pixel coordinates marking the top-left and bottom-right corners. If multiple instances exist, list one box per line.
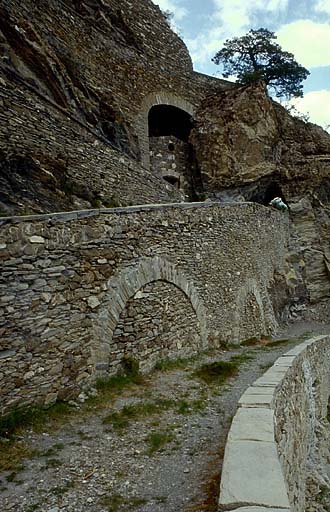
left=232, top=508, right=291, bottom=512
left=219, top=334, right=329, bottom=511
left=0, top=200, right=275, bottom=225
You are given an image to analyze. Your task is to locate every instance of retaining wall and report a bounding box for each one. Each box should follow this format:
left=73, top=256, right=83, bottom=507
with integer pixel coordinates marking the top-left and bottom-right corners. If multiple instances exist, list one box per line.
left=219, top=334, right=330, bottom=512
left=0, top=202, right=288, bottom=415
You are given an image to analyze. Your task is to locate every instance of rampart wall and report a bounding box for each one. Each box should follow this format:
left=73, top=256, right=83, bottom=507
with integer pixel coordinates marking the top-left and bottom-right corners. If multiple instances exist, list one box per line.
left=0, top=76, right=183, bottom=211
left=0, top=202, right=288, bottom=415
left=219, top=334, right=330, bottom=512
left=0, top=0, right=233, bottom=214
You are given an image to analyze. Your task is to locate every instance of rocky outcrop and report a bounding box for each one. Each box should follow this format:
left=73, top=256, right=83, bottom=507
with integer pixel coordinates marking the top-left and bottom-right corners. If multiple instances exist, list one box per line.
left=191, top=82, right=330, bottom=305
left=192, top=82, right=330, bottom=197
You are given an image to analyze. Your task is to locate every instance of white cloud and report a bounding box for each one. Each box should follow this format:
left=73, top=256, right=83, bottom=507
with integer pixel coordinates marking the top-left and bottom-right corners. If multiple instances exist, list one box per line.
left=289, top=90, right=330, bottom=131
left=212, top=0, right=289, bottom=37
left=186, top=0, right=289, bottom=72
left=315, top=0, right=330, bottom=12
left=277, top=20, right=330, bottom=68
left=152, top=0, right=187, bottom=21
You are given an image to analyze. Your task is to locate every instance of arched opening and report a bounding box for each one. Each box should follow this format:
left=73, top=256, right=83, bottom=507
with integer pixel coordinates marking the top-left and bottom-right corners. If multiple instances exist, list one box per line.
left=92, top=257, right=208, bottom=377
left=263, top=182, right=286, bottom=206
left=246, top=177, right=288, bottom=207
left=148, top=105, right=193, bottom=141
left=148, top=104, right=200, bottom=199
left=111, top=280, right=201, bottom=373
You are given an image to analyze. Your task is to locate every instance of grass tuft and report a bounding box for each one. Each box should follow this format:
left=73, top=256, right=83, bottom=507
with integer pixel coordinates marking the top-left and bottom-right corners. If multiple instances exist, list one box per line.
left=102, top=398, right=175, bottom=430
left=155, top=357, right=191, bottom=371
left=95, top=356, right=143, bottom=397
left=146, top=429, right=176, bottom=455
left=100, top=494, right=147, bottom=511
left=192, top=352, right=254, bottom=385
left=0, top=402, right=73, bottom=439
left=0, top=439, right=37, bottom=472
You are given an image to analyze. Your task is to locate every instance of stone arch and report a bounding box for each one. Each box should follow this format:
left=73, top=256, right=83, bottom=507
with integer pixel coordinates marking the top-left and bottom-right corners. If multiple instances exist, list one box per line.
left=91, top=256, right=208, bottom=376
left=136, top=92, right=195, bottom=169
left=233, top=278, right=268, bottom=343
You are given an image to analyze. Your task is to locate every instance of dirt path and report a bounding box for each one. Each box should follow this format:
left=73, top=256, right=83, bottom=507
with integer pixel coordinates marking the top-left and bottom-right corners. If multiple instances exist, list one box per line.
left=1, top=322, right=330, bottom=512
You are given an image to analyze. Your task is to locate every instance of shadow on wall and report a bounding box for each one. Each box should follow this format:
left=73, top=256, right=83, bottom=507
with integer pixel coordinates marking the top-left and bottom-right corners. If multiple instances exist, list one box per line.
left=232, top=278, right=278, bottom=342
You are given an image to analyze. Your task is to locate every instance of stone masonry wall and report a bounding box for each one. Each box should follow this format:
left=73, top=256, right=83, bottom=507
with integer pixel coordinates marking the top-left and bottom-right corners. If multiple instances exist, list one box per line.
left=0, top=0, right=232, bottom=214
left=0, top=74, right=183, bottom=214
left=274, top=338, right=330, bottom=511
left=0, top=202, right=289, bottom=415
left=219, top=335, right=330, bottom=512
left=149, top=136, right=191, bottom=195
left=111, top=280, right=200, bottom=374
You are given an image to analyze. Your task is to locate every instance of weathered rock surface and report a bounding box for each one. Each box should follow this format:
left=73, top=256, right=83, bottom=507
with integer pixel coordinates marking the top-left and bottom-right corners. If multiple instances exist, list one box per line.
left=191, top=82, right=330, bottom=304
left=192, top=82, right=330, bottom=196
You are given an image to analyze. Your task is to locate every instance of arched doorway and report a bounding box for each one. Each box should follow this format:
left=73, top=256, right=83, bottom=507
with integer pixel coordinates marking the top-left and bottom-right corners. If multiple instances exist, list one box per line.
left=148, top=104, right=194, bottom=195
left=92, top=257, right=208, bottom=377
left=232, top=279, right=277, bottom=342
left=136, top=93, right=203, bottom=200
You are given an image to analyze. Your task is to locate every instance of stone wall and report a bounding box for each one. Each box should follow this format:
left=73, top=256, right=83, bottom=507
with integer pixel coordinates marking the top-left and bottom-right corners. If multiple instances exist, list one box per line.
left=149, top=136, right=191, bottom=196
left=0, top=0, right=231, bottom=214
left=0, top=75, right=183, bottom=213
left=0, top=202, right=289, bottom=415
left=218, top=334, right=330, bottom=512
left=111, top=280, right=201, bottom=374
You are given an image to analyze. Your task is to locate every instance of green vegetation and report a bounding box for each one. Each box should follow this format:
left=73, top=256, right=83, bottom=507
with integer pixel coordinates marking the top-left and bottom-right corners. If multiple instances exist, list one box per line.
left=102, top=398, right=174, bottom=430
left=155, top=356, right=191, bottom=371
left=50, top=480, right=74, bottom=496
left=26, top=505, right=40, bottom=512
left=176, top=399, right=205, bottom=415
left=192, top=353, right=254, bottom=385
left=103, top=195, right=121, bottom=208
left=0, top=402, right=73, bottom=439
left=146, top=429, right=176, bottom=455
left=241, top=336, right=262, bottom=346
left=213, top=28, right=309, bottom=99
left=263, top=338, right=291, bottom=348
left=44, top=458, right=63, bottom=469
left=96, top=356, right=143, bottom=395
left=100, top=494, right=147, bottom=511
left=38, top=443, right=65, bottom=458
left=0, top=439, right=36, bottom=472
left=103, top=395, right=207, bottom=430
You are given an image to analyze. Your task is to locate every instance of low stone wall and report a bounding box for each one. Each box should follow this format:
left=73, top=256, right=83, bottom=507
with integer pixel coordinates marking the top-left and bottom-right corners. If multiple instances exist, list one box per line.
left=219, top=334, right=330, bottom=512
left=0, top=201, right=288, bottom=415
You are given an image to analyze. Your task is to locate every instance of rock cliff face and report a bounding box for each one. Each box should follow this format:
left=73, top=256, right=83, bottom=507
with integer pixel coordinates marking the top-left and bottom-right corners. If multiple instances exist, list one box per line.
left=191, top=82, right=330, bottom=306
left=0, top=0, right=329, bottom=310
left=0, top=0, right=205, bottom=214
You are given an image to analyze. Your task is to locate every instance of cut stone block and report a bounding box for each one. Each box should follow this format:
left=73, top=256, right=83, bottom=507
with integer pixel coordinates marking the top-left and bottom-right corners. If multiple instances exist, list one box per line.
left=239, top=389, right=274, bottom=408
left=231, top=508, right=290, bottom=512
left=219, top=440, right=290, bottom=509
left=228, top=408, right=274, bottom=443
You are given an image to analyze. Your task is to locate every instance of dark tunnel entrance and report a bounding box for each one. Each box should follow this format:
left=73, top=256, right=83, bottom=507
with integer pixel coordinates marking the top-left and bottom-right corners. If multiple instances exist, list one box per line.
left=148, top=105, right=193, bottom=141
left=148, top=104, right=202, bottom=200
left=263, top=182, right=286, bottom=205
left=247, top=179, right=288, bottom=207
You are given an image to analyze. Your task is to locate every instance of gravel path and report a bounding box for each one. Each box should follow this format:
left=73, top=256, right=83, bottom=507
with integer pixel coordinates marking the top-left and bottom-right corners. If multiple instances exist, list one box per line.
left=1, top=321, right=330, bottom=512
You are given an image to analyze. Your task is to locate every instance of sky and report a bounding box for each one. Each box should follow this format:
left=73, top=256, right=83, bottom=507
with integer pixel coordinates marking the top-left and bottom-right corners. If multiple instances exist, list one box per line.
left=152, top=0, right=330, bottom=131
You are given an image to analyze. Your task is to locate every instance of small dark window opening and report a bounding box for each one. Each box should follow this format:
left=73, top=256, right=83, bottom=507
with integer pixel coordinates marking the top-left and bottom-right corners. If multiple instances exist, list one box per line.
left=163, top=175, right=179, bottom=187
left=168, top=143, right=175, bottom=151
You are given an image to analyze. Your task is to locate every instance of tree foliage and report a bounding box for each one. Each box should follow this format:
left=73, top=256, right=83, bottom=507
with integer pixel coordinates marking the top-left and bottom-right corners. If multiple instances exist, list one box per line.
left=212, top=28, right=310, bottom=99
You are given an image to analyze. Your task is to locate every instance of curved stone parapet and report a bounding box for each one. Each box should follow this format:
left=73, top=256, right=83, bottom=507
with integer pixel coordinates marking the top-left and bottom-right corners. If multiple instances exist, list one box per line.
left=219, top=334, right=330, bottom=512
